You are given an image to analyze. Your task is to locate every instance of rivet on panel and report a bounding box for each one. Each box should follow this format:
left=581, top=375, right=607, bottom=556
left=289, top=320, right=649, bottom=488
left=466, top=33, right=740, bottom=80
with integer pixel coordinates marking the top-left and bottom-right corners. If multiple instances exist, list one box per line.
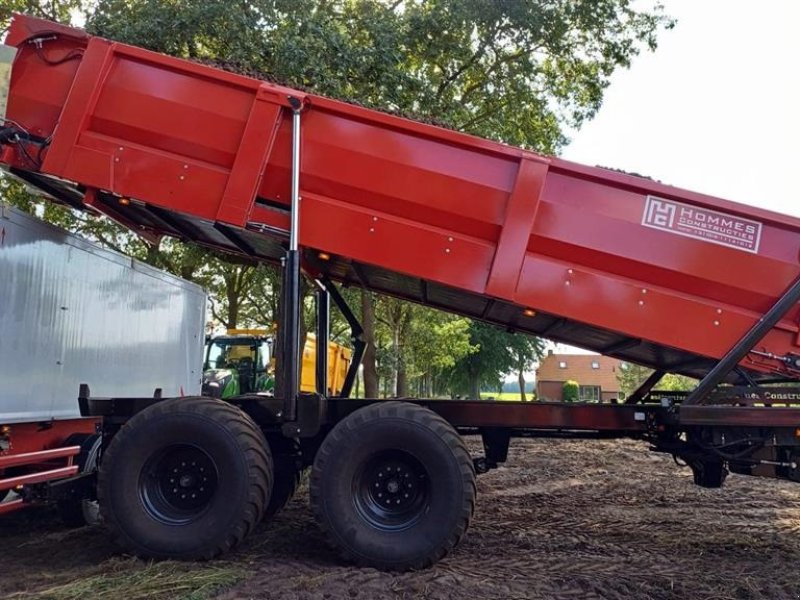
left=565, top=281, right=571, bottom=286
left=448, top=237, right=454, bottom=242
left=179, top=175, right=185, bottom=181
left=567, top=269, right=574, bottom=274
left=372, top=216, right=378, bottom=222
left=183, top=164, right=189, bottom=169
left=714, top=320, right=720, bottom=326
left=716, top=309, right=723, bottom=314
left=641, top=289, right=648, bottom=294
left=445, top=248, right=451, bottom=254
left=638, top=300, right=645, bottom=306
left=369, top=228, right=375, bottom=233
left=114, top=157, right=120, bottom=163
left=118, top=147, right=123, bottom=151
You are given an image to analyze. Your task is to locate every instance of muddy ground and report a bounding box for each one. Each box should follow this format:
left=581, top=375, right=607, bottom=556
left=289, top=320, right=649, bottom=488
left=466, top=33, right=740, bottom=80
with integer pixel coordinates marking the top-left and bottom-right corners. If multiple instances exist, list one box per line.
left=3, top=438, right=800, bottom=600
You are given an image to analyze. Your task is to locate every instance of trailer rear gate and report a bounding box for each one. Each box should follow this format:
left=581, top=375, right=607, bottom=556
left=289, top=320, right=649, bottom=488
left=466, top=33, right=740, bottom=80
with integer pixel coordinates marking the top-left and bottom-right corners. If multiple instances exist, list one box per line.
left=3, top=14, right=800, bottom=570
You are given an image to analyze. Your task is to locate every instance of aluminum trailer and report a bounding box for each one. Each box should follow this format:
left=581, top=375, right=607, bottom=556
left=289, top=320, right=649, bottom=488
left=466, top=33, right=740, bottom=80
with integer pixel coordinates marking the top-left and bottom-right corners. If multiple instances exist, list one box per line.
left=2, top=14, right=800, bottom=569
left=0, top=203, right=206, bottom=518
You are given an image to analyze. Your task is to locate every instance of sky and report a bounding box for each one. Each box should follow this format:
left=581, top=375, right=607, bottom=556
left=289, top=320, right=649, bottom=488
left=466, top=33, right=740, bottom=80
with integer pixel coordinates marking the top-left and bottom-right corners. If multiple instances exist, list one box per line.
left=562, top=0, right=800, bottom=218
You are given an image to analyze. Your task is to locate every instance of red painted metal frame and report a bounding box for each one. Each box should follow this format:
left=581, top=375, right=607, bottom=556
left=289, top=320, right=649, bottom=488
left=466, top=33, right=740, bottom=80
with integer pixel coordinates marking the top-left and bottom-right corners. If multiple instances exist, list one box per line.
left=0, top=446, right=81, bottom=470
left=0, top=499, right=25, bottom=515
left=0, top=418, right=99, bottom=514
left=0, top=466, right=79, bottom=492
left=4, top=15, right=800, bottom=379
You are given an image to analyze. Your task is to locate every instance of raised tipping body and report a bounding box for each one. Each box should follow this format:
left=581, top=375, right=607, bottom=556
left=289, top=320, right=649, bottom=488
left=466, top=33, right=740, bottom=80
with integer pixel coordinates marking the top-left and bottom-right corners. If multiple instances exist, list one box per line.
left=3, top=14, right=800, bottom=382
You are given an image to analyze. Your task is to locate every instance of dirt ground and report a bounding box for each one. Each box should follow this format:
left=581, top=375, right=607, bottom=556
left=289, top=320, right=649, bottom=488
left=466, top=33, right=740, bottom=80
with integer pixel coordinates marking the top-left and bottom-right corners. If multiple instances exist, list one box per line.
left=3, top=437, right=800, bottom=600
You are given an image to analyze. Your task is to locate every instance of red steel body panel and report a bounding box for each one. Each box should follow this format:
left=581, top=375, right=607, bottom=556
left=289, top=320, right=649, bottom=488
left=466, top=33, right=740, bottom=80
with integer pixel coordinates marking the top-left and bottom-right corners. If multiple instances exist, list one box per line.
left=0, top=419, right=98, bottom=456
left=4, top=15, right=800, bottom=378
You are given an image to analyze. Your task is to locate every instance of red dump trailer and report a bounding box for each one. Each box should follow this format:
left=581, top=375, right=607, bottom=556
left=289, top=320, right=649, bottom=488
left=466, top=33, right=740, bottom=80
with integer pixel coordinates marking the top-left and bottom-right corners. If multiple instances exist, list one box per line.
left=2, top=14, right=800, bottom=570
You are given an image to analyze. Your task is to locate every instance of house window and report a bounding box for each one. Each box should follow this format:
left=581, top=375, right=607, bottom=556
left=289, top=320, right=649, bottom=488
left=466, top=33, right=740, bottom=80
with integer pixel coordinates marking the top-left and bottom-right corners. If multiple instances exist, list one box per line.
left=591, top=361, right=600, bottom=369
left=579, top=385, right=601, bottom=403
left=558, top=361, right=567, bottom=369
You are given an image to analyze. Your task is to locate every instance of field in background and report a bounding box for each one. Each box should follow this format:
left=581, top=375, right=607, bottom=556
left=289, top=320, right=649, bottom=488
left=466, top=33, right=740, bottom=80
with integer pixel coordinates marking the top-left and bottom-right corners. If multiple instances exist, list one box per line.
left=480, top=392, right=532, bottom=401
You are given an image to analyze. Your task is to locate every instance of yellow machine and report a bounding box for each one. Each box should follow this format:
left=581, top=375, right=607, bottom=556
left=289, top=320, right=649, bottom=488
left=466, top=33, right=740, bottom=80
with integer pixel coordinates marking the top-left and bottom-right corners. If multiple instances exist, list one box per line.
left=204, top=328, right=352, bottom=397
left=301, top=334, right=353, bottom=395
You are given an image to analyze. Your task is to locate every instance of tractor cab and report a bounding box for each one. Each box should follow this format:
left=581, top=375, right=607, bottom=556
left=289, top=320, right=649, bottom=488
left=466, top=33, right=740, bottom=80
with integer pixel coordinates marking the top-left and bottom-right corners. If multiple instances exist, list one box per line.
left=202, top=329, right=273, bottom=398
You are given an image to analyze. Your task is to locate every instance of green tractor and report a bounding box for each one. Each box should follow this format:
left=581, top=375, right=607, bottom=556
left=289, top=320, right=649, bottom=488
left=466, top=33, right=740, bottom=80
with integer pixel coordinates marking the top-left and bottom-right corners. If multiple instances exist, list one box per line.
left=202, top=329, right=273, bottom=398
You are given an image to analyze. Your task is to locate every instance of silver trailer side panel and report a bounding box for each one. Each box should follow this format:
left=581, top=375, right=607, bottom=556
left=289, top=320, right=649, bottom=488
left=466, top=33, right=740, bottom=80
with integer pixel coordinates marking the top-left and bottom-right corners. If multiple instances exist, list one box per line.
left=0, top=204, right=207, bottom=424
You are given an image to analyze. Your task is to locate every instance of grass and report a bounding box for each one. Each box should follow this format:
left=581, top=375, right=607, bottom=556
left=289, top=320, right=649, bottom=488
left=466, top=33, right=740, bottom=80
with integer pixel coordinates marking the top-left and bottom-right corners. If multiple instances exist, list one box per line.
left=21, top=559, right=245, bottom=600
left=480, top=392, right=533, bottom=401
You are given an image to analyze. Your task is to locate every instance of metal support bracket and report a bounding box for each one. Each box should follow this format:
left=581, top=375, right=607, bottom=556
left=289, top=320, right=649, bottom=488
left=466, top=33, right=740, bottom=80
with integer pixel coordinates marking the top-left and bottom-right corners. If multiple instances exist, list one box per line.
left=321, top=277, right=366, bottom=398
left=316, top=284, right=330, bottom=396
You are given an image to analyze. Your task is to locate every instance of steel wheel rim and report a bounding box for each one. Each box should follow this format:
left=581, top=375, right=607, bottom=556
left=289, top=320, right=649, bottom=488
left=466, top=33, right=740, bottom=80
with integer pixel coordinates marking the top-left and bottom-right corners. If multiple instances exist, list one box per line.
left=139, top=444, right=219, bottom=525
left=353, top=450, right=430, bottom=531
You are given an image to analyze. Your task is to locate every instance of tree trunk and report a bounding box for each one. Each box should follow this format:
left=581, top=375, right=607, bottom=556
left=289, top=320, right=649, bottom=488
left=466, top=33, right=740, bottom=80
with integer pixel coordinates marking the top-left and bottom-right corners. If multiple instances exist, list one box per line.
left=469, top=371, right=481, bottom=400
left=396, top=361, right=408, bottom=397
left=394, top=310, right=412, bottom=397
left=227, top=287, right=239, bottom=329
left=361, top=290, right=379, bottom=398
left=518, top=370, right=526, bottom=402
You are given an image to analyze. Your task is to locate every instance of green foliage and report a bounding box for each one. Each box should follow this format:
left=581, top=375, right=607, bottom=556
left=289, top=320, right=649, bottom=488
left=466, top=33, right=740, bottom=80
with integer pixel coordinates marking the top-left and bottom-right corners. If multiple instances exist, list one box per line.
left=562, top=380, right=579, bottom=402
left=442, top=322, right=545, bottom=400
left=0, top=0, right=84, bottom=32
left=617, top=362, right=697, bottom=399
left=508, top=333, right=546, bottom=400
left=444, top=321, right=509, bottom=398
left=617, top=362, right=652, bottom=399
left=657, top=373, right=697, bottom=392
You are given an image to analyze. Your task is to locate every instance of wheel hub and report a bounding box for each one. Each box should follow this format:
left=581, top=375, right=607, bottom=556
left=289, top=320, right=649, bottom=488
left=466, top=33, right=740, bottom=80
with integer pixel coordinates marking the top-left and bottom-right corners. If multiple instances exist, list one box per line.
left=139, top=444, right=219, bottom=525
left=355, top=451, right=429, bottom=531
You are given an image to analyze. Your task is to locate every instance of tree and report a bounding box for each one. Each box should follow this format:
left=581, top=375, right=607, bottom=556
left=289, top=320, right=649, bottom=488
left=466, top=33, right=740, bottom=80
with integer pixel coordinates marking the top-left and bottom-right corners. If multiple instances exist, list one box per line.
left=563, top=380, right=579, bottom=402
left=360, top=291, right=380, bottom=398
left=445, top=322, right=513, bottom=399
left=617, top=362, right=653, bottom=399
left=404, top=309, right=473, bottom=397
left=1, top=0, right=83, bottom=32
left=657, top=373, right=697, bottom=392
left=508, top=335, right=546, bottom=401
left=617, top=361, right=697, bottom=399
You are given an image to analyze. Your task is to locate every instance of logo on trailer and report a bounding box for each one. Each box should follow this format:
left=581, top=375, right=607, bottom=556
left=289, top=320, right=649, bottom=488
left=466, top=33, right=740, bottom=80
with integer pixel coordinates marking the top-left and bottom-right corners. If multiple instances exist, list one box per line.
left=641, top=195, right=762, bottom=253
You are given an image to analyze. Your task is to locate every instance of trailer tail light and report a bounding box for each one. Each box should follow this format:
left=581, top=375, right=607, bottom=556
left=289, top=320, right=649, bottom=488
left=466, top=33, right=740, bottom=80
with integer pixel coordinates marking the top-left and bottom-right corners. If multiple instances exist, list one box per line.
left=0, top=426, right=9, bottom=452
left=318, top=252, right=331, bottom=261
left=523, top=309, right=536, bottom=317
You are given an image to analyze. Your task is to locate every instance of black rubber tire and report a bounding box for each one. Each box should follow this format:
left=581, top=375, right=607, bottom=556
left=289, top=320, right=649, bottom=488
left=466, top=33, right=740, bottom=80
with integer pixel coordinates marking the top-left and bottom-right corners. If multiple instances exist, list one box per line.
left=310, top=401, right=476, bottom=571
left=98, top=397, right=272, bottom=560
left=691, top=458, right=728, bottom=488
left=265, top=460, right=302, bottom=518
left=57, top=433, right=102, bottom=527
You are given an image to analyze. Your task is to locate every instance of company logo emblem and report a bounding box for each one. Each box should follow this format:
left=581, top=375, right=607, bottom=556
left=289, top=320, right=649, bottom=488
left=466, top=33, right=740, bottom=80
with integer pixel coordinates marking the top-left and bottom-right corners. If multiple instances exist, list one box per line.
left=641, top=195, right=762, bottom=253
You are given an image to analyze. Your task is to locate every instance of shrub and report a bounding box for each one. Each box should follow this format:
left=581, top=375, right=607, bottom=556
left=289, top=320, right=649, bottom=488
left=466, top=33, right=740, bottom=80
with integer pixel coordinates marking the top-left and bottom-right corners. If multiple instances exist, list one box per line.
left=562, top=380, right=579, bottom=402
